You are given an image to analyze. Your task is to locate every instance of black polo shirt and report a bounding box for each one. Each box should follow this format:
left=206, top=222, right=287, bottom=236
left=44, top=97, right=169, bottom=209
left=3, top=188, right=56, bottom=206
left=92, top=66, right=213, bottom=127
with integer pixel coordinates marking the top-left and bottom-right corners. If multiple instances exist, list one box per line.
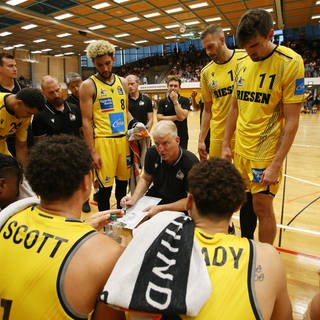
left=0, top=80, right=24, bottom=94
left=128, top=93, right=153, bottom=125
left=157, top=95, right=191, bottom=149
left=31, top=101, right=82, bottom=137
left=144, top=146, right=199, bottom=204
left=65, top=94, right=80, bottom=108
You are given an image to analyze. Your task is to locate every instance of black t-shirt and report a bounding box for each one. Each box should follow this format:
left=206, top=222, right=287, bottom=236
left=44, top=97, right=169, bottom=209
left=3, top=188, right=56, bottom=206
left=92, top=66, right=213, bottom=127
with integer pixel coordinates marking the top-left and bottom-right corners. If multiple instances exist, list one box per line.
left=128, top=93, right=153, bottom=125
left=144, top=146, right=199, bottom=204
left=157, top=95, right=191, bottom=149
left=31, top=101, right=82, bottom=137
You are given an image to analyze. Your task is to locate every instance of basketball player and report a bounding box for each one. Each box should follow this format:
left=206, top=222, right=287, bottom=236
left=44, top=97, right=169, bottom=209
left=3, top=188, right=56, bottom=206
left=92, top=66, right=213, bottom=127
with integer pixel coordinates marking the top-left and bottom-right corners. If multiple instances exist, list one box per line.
left=0, top=135, right=125, bottom=319
left=80, top=40, right=133, bottom=211
left=222, top=9, right=305, bottom=244
left=182, top=158, right=292, bottom=320
left=199, top=24, right=257, bottom=239
left=0, top=88, right=45, bottom=166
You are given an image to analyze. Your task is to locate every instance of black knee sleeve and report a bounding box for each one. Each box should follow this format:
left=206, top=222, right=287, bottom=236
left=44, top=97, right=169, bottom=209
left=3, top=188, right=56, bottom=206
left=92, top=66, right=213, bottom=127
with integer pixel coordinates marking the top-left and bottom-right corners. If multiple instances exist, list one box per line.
left=240, top=192, right=257, bottom=239
left=96, top=186, right=112, bottom=211
left=115, top=179, right=128, bottom=209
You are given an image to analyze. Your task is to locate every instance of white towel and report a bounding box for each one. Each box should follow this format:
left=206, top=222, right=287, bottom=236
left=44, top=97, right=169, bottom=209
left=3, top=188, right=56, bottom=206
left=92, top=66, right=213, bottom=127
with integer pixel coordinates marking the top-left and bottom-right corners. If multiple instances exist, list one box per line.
left=0, top=197, right=39, bottom=227
left=100, top=211, right=211, bottom=317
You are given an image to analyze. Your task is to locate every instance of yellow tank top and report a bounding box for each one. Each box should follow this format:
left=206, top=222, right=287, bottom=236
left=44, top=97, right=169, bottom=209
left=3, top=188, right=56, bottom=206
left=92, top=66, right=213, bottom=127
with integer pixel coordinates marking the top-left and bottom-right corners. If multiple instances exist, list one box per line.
left=0, top=206, right=97, bottom=320
left=90, top=74, right=128, bottom=138
left=234, top=45, right=305, bottom=160
left=182, top=230, right=262, bottom=320
left=0, top=93, right=30, bottom=155
left=200, top=50, right=246, bottom=141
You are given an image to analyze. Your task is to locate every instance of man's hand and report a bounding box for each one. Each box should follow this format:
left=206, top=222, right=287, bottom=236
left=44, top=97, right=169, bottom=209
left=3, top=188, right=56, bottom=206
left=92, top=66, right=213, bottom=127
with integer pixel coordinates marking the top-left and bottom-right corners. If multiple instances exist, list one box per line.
left=120, top=195, right=135, bottom=209
left=198, top=141, right=208, bottom=161
left=221, top=145, right=232, bottom=162
left=169, top=90, right=179, bottom=103
left=144, top=204, right=163, bottom=218
left=261, top=165, right=280, bottom=185
left=91, top=150, right=102, bottom=169
left=84, top=209, right=123, bottom=231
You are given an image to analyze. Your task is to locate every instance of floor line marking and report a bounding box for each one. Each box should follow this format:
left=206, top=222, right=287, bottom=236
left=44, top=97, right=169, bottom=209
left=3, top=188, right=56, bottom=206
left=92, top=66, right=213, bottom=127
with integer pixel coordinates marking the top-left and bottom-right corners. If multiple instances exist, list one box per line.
left=232, top=215, right=320, bottom=236
left=286, top=191, right=320, bottom=203
left=276, top=247, right=320, bottom=260
left=284, top=174, right=320, bottom=187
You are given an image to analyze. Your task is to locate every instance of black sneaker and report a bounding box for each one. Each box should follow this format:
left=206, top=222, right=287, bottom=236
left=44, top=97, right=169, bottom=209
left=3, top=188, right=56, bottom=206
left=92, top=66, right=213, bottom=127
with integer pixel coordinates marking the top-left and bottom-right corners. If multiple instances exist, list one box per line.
left=228, top=222, right=235, bottom=235
left=82, top=200, right=91, bottom=213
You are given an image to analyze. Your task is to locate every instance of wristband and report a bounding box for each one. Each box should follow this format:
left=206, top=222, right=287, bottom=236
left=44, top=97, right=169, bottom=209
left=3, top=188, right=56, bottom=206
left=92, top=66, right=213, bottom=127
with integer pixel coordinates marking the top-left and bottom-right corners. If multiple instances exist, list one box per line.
left=173, top=101, right=179, bottom=106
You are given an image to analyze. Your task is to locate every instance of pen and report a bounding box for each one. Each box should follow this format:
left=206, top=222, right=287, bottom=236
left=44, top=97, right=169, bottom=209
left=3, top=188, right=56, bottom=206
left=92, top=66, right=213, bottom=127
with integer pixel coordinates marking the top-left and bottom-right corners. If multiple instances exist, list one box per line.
left=123, top=198, right=127, bottom=214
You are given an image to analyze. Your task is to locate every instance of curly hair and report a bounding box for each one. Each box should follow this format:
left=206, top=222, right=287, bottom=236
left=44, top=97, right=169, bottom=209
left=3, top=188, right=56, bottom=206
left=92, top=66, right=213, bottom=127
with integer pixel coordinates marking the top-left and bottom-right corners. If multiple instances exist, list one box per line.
left=86, top=40, right=115, bottom=59
left=26, top=135, right=92, bottom=202
left=188, top=158, right=246, bottom=218
left=0, top=154, right=23, bottom=182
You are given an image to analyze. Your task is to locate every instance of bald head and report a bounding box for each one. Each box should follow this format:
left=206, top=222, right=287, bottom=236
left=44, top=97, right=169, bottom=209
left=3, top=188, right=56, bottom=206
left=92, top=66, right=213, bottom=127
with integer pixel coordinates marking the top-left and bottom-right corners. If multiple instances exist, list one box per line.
left=41, top=75, right=64, bottom=107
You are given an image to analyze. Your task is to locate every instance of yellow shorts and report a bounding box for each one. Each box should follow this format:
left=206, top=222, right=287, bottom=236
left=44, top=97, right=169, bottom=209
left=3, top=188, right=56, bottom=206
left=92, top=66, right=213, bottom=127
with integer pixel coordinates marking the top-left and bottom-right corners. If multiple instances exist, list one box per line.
left=209, top=139, right=234, bottom=158
left=95, top=136, right=131, bottom=188
left=234, top=153, right=282, bottom=195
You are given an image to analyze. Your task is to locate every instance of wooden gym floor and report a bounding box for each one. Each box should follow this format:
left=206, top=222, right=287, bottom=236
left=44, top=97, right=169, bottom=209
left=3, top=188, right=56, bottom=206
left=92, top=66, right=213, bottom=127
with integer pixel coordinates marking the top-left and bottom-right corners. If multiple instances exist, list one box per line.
left=85, top=110, right=320, bottom=320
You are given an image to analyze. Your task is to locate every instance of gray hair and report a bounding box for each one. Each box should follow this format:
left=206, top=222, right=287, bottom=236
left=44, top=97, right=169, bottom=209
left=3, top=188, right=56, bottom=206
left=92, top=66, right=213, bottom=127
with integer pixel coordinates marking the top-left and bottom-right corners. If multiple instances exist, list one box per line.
left=152, top=120, right=178, bottom=139
left=66, top=72, right=81, bottom=84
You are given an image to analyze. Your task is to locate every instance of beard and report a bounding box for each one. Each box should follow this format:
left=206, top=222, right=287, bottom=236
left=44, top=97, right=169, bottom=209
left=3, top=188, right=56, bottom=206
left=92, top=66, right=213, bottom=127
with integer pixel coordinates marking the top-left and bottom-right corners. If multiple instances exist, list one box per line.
left=49, top=97, right=64, bottom=107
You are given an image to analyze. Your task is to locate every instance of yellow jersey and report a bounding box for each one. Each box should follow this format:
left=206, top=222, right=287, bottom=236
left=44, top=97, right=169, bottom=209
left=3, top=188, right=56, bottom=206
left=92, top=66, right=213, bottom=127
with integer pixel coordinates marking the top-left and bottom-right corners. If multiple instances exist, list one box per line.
left=182, top=230, right=262, bottom=320
left=200, top=50, right=246, bottom=141
left=0, top=206, right=97, bottom=319
left=90, top=74, right=128, bottom=138
left=234, top=45, right=305, bottom=161
left=0, top=93, right=30, bottom=155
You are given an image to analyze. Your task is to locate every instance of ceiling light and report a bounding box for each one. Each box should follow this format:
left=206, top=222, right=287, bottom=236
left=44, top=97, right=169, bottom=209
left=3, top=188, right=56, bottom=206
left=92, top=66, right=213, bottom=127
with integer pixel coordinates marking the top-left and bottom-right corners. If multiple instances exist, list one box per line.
left=165, top=35, right=177, bottom=39
left=205, top=17, right=222, bottom=22
left=33, top=39, right=46, bottom=43
left=134, top=40, right=148, bottom=44
left=64, top=52, right=74, bottom=55
left=316, top=1, right=320, bottom=4
left=188, top=2, right=208, bottom=9
left=0, top=32, right=12, bottom=37
left=57, top=33, right=71, bottom=38
left=165, top=24, right=179, bottom=29
left=54, top=13, right=73, bottom=20
left=54, top=54, right=64, bottom=57
left=84, top=39, right=97, bottom=43
left=31, top=50, right=42, bottom=54
left=61, top=44, right=74, bottom=48
left=181, top=33, right=194, bottom=37
left=3, top=46, right=15, bottom=50
left=115, top=33, right=129, bottom=38
left=113, top=0, right=129, bottom=3
left=264, top=8, right=273, bottom=12
left=147, top=27, right=161, bottom=32
left=124, top=16, right=140, bottom=22
left=14, top=44, right=25, bottom=47
left=6, top=0, right=27, bottom=5
left=41, top=48, right=52, bottom=52
left=185, top=21, right=200, bottom=26
left=222, top=27, right=231, bottom=32
left=91, top=2, right=110, bottom=9
left=88, top=24, right=105, bottom=30
left=144, top=12, right=161, bottom=18
left=21, top=24, right=37, bottom=30
left=165, top=7, right=183, bottom=14
left=311, top=15, right=320, bottom=19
